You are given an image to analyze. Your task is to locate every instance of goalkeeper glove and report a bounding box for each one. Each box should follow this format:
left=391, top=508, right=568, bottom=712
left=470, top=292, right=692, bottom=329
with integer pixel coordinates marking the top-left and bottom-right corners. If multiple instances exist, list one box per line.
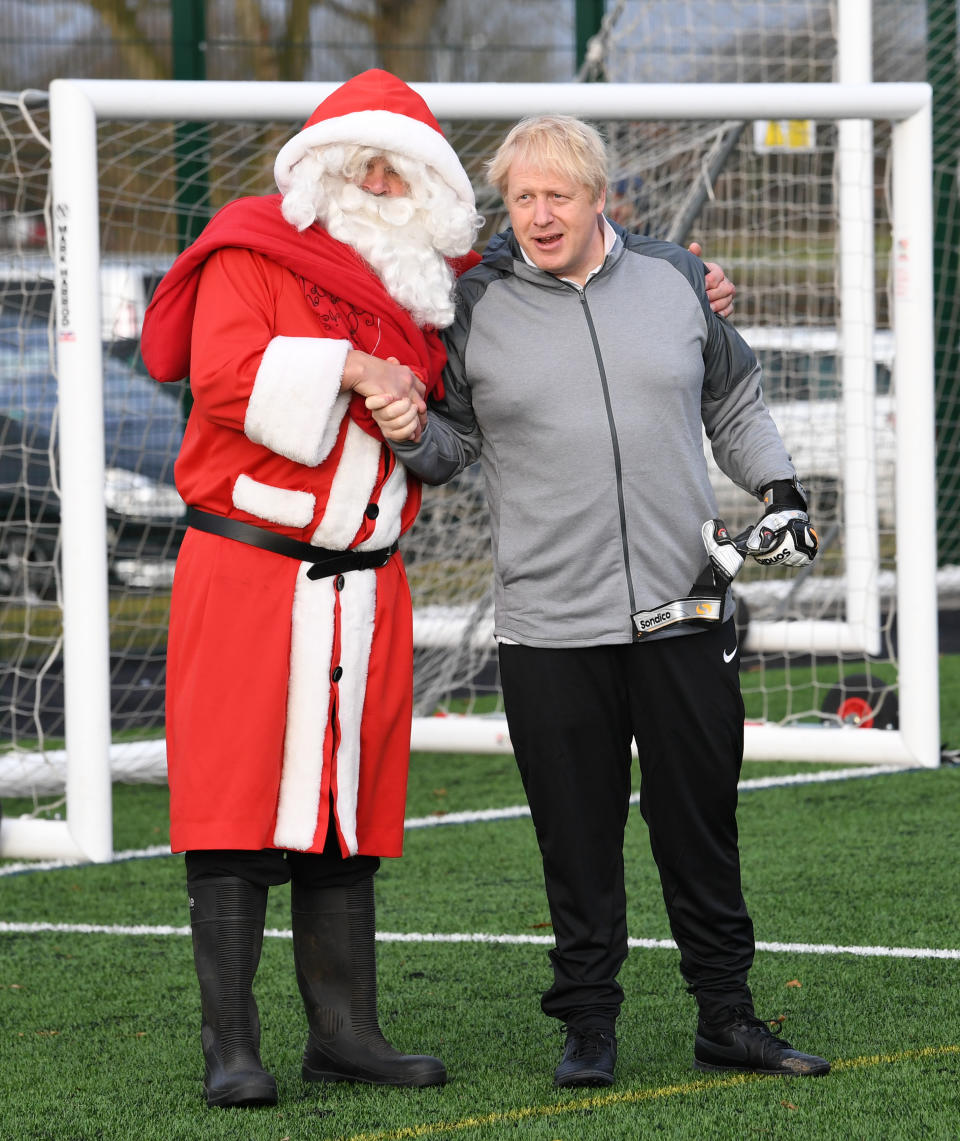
left=701, top=519, right=745, bottom=589
left=744, top=479, right=819, bottom=568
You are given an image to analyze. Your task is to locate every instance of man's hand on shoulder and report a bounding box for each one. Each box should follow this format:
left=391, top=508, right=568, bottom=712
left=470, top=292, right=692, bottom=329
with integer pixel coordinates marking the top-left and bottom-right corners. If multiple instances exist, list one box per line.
left=688, top=241, right=736, bottom=319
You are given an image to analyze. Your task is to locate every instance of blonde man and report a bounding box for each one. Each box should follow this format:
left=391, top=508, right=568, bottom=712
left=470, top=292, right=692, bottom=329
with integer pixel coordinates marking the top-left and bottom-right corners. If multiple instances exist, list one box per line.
left=374, top=114, right=823, bottom=1089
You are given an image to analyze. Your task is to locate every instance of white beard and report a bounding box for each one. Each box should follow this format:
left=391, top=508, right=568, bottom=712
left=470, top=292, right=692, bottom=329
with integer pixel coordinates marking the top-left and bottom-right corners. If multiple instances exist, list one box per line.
left=321, top=183, right=457, bottom=329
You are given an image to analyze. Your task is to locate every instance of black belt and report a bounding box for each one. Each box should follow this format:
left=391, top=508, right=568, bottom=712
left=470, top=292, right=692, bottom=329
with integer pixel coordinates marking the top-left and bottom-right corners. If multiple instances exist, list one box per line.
left=185, top=507, right=399, bottom=581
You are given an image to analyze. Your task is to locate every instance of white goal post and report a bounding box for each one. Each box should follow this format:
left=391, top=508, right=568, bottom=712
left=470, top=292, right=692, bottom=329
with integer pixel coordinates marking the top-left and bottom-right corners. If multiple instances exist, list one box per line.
left=0, top=77, right=938, bottom=863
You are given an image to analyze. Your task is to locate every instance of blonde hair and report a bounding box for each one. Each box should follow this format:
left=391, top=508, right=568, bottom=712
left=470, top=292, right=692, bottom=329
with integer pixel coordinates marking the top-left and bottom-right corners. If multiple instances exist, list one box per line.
left=485, top=115, right=608, bottom=202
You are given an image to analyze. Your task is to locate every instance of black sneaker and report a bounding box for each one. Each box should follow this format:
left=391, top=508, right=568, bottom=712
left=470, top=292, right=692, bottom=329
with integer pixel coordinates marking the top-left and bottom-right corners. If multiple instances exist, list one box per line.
left=553, top=1026, right=617, bottom=1088
left=694, top=1008, right=830, bottom=1076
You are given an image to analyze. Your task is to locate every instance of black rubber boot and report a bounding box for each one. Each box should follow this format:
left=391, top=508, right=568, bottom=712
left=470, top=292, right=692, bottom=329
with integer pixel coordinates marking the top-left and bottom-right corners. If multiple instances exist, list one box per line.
left=291, top=875, right=446, bottom=1087
left=188, top=876, right=279, bottom=1108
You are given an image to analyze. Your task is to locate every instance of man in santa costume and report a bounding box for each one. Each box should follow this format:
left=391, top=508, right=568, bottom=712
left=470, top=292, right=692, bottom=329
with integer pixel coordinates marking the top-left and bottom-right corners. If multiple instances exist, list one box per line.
left=140, top=69, right=483, bottom=1108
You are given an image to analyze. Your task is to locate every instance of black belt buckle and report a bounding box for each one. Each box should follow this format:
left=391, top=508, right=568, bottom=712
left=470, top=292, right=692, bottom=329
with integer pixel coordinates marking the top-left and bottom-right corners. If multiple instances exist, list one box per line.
left=305, top=542, right=398, bottom=580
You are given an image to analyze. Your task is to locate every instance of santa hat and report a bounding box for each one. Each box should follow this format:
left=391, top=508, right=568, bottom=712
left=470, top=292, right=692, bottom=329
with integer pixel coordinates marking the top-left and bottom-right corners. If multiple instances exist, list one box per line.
left=274, top=69, right=475, bottom=212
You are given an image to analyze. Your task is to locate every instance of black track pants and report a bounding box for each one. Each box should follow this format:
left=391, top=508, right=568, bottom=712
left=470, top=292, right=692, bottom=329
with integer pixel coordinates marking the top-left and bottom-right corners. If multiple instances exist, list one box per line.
left=498, top=621, right=755, bottom=1029
left=185, top=812, right=380, bottom=890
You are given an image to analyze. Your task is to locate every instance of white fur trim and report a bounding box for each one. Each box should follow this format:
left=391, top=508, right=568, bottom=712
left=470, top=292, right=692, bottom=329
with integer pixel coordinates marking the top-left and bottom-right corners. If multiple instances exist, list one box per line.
left=232, top=474, right=315, bottom=528
left=274, top=108, right=475, bottom=211
left=328, top=569, right=377, bottom=856
left=245, top=336, right=350, bottom=466
left=273, top=568, right=334, bottom=851
left=317, top=392, right=352, bottom=464
left=311, top=420, right=381, bottom=549
left=357, top=458, right=408, bottom=550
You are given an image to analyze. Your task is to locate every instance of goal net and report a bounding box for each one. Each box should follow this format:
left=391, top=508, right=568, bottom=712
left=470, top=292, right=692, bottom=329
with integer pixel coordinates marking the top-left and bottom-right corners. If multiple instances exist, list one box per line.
left=0, top=77, right=939, bottom=862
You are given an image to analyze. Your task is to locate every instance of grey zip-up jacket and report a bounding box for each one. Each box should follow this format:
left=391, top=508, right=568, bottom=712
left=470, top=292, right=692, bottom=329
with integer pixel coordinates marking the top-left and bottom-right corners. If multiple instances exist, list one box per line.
left=392, top=222, right=797, bottom=648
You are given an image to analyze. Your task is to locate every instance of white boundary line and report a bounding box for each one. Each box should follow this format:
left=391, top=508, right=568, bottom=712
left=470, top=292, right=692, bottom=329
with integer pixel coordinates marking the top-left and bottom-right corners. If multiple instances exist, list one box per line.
left=403, top=764, right=904, bottom=829
left=0, top=767, right=952, bottom=963
left=0, top=920, right=956, bottom=961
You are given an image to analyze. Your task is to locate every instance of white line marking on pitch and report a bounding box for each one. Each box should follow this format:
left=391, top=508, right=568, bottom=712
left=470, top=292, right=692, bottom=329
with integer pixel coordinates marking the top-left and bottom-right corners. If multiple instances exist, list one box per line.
left=0, top=920, right=956, bottom=961
left=403, top=765, right=904, bottom=829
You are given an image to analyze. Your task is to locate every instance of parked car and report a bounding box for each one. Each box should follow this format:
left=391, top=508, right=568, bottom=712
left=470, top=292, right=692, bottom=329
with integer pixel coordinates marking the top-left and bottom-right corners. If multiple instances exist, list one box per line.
left=0, top=254, right=169, bottom=342
left=0, top=314, right=186, bottom=600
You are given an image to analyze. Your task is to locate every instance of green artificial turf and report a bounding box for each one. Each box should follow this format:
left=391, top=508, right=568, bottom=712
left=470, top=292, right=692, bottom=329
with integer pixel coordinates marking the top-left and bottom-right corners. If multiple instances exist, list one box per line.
left=1, top=658, right=959, bottom=1139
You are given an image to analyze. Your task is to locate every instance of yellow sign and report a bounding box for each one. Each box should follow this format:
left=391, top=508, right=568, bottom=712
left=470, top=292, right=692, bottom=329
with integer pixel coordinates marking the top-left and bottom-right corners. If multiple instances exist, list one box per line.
left=753, top=119, right=817, bottom=153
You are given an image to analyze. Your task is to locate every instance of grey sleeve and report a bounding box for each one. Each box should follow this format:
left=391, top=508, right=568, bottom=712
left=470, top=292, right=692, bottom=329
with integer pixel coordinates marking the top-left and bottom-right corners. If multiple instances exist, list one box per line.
left=700, top=309, right=797, bottom=500
left=389, top=295, right=482, bottom=486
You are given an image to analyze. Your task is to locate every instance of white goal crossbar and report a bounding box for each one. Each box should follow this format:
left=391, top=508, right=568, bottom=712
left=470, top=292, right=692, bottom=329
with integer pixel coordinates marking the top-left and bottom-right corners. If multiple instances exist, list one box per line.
left=0, top=79, right=938, bottom=863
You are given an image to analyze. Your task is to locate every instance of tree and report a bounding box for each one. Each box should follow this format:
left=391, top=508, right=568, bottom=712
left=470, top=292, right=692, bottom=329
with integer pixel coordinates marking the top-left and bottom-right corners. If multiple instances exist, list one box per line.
left=320, top=0, right=449, bottom=81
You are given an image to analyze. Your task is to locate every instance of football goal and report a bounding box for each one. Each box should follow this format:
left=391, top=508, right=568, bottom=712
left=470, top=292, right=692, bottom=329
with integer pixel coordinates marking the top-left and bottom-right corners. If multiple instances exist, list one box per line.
left=0, top=77, right=939, bottom=862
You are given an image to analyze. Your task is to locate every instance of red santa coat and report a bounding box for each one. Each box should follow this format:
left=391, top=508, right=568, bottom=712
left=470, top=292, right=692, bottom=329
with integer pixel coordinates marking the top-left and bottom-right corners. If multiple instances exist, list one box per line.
left=143, top=197, right=465, bottom=858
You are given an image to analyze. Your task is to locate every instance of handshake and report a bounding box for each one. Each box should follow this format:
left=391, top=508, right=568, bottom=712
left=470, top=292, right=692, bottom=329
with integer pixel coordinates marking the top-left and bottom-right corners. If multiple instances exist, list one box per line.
left=701, top=479, right=819, bottom=589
